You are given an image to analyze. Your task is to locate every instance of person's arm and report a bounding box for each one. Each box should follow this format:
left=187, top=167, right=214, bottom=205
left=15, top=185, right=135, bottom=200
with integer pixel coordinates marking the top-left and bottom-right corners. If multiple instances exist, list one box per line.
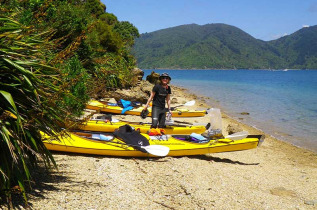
left=144, top=91, right=155, bottom=110
left=166, top=86, right=172, bottom=113
left=166, top=94, right=171, bottom=113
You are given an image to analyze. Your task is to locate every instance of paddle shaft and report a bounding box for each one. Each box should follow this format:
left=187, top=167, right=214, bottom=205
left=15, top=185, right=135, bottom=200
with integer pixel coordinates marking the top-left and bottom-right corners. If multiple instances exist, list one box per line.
left=91, top=137, right=168, bottom=156
left=118, top=119, right=188, bottom=127
left=172, top=100, right=195, bottom=109
left=108, top=140, right=169, bottom=156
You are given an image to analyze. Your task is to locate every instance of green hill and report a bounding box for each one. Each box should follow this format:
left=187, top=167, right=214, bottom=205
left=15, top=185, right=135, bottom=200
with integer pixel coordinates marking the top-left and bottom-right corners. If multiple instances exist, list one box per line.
left=133, top=23, right=317, bottom=69
left=269, top=25, right=317, bottom=69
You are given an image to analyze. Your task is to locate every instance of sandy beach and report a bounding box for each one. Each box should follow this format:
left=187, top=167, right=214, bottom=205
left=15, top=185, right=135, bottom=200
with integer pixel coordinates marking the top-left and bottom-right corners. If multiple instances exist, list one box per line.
left=2, top=84, right=317, bottom=209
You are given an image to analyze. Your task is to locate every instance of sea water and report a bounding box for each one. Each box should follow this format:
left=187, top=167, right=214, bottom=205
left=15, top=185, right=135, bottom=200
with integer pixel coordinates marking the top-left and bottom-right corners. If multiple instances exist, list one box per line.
left=144, top=69, right=317, bottom=153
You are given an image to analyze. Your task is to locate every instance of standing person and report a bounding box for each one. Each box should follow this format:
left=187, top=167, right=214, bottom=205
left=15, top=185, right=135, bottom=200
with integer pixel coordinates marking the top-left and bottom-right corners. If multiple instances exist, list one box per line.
left=143, top=73, right=172, bottom=128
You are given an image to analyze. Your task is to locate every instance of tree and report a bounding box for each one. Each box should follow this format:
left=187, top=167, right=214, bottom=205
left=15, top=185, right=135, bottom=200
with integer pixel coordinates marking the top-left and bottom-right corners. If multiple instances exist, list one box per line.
left=0, top=16, right=66, bottom=203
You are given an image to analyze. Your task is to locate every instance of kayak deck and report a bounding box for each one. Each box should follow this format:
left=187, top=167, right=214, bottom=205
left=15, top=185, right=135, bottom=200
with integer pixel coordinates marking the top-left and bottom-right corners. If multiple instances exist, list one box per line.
left=86, top=100, right=206, bottom=118
left=77, top=120, right=207, bottom=135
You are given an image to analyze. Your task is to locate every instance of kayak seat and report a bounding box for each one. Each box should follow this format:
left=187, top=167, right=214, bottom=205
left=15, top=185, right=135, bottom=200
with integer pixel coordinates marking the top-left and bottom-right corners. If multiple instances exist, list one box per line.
left=173, top=135, right=210, bottom=143
left=93, top=114, right=112, bottom=121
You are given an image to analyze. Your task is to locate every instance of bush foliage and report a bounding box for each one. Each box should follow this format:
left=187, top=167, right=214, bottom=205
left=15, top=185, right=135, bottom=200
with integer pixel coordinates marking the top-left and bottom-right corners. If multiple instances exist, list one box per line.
left=0, top=0, right=139, bottom=204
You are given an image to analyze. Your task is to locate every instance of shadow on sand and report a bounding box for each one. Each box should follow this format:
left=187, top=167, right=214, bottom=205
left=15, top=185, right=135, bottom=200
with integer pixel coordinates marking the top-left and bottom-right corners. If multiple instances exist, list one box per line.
left=188, top=155, right=260, bottom=165
left=0, top=152, right=259, bottom=208
left=0, top=151, right=113, bottom=209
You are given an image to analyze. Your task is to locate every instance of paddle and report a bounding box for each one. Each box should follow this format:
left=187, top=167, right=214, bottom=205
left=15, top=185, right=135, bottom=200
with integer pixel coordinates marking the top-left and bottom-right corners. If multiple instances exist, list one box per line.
left=138, top=145, right=170, bottom=156
left=107, top=139, right=170, bottom=157
left=92, top=133, right=170, bottom=157
left=224, top=131, right=249, bottom=140
left=171, top=100, right=195, bottom=110
left=118, top=119, right=188, bottom=127
left=173, top=120, right=193, bottom=125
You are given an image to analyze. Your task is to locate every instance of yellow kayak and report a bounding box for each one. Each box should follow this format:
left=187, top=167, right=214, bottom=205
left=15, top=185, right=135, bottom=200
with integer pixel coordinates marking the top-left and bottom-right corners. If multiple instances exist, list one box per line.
left=77, top=120, right=207, bottom=135
left=43, top=131, right=264, bottom=157
left=86, top=100, right=206, bottom=118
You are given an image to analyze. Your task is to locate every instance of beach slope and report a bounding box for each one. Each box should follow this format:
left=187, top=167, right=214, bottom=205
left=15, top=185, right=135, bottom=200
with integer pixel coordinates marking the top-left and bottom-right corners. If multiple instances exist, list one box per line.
left=2, top=85, right=316, bottom=209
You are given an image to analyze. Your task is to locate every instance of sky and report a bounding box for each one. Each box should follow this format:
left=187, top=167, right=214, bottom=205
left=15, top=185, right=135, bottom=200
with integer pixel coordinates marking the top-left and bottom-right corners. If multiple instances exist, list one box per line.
left=101, top=0, right=317, bottom=41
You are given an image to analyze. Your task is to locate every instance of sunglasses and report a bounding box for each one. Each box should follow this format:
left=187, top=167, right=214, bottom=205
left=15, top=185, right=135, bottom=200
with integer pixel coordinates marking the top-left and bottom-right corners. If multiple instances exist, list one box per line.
left=161, top=76, right=169, bottom=79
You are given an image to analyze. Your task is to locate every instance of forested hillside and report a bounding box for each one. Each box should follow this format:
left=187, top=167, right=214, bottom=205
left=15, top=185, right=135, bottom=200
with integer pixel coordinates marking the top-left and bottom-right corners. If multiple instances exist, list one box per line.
left=133, top=24, right=317, bottom=69
left=269, top=25, right=317, bottom=69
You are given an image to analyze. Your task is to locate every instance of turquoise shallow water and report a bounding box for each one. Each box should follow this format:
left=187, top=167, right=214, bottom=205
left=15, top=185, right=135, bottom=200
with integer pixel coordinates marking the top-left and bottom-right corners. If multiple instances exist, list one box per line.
left=144, top=69, right=317, bottom=153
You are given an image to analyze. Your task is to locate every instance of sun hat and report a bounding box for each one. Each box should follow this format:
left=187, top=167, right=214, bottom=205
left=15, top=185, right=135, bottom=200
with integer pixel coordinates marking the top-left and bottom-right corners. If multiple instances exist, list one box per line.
left=159, top=72, right=171, bottom=81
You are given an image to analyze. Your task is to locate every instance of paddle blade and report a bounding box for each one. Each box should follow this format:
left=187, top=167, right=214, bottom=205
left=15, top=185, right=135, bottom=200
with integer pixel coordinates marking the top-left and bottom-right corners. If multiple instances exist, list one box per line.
left=141, top=145, right=170, bottom=157
left=165, top=119, right=174, bottom=125
left=184, top=100, right=195, bottom=106
left=225, top=131, right=249, bottom=140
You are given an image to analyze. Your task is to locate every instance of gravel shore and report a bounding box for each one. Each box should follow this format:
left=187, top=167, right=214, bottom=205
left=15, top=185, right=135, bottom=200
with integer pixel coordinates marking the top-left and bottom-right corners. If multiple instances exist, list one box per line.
left=2, top=85, right=317, bottom=209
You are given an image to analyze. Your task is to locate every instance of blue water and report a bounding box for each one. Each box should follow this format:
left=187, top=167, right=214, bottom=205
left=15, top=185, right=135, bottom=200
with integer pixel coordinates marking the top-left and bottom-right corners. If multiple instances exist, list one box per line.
left=144, top=69, right=317, bottom=153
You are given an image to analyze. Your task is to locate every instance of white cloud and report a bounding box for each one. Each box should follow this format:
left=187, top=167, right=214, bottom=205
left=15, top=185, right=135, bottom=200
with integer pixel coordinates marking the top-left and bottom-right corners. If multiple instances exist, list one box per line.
left=302, top=25, right=310, bottom=28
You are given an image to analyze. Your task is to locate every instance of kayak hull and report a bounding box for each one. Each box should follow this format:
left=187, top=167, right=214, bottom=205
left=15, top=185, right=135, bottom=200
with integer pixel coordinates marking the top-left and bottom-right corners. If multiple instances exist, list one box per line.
left=78, top=120, right=207, bottom=135
left=43, top=132, right=264, bottom=157
left=87, top=100, right=206, bottom=118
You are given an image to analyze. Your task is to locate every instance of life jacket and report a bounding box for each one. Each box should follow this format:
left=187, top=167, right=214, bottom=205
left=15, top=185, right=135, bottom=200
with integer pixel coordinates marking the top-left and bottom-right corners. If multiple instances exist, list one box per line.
left=148, top=128, right=166, bottom=136
left=114, top=125, right=150, bottom=152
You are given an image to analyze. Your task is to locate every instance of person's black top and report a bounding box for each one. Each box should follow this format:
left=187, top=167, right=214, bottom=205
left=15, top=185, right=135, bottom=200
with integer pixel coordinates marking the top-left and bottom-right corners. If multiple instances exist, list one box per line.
left=152, top=84, right=171, bottom=109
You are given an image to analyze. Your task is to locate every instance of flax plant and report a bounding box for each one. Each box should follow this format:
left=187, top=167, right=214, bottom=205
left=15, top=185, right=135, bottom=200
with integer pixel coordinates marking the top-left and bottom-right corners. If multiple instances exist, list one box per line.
left=0, top=17, right=65, bottom=202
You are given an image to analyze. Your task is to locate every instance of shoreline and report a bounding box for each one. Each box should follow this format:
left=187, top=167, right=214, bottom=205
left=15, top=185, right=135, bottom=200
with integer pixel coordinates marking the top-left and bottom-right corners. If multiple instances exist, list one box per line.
left=3, top=84, right=317, bottom=209
left=144, top=68, right=316, bottom=71
left=172, top=84, right=317, bottom=154
left=170, top=85, right=317, bottom=154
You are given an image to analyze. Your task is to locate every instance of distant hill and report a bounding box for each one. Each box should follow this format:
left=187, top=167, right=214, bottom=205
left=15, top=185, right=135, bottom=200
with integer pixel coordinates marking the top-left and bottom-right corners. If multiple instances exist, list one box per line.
left=133, top=23, right=317, bottom=69
left=269, top=25, right=317, bottom=69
